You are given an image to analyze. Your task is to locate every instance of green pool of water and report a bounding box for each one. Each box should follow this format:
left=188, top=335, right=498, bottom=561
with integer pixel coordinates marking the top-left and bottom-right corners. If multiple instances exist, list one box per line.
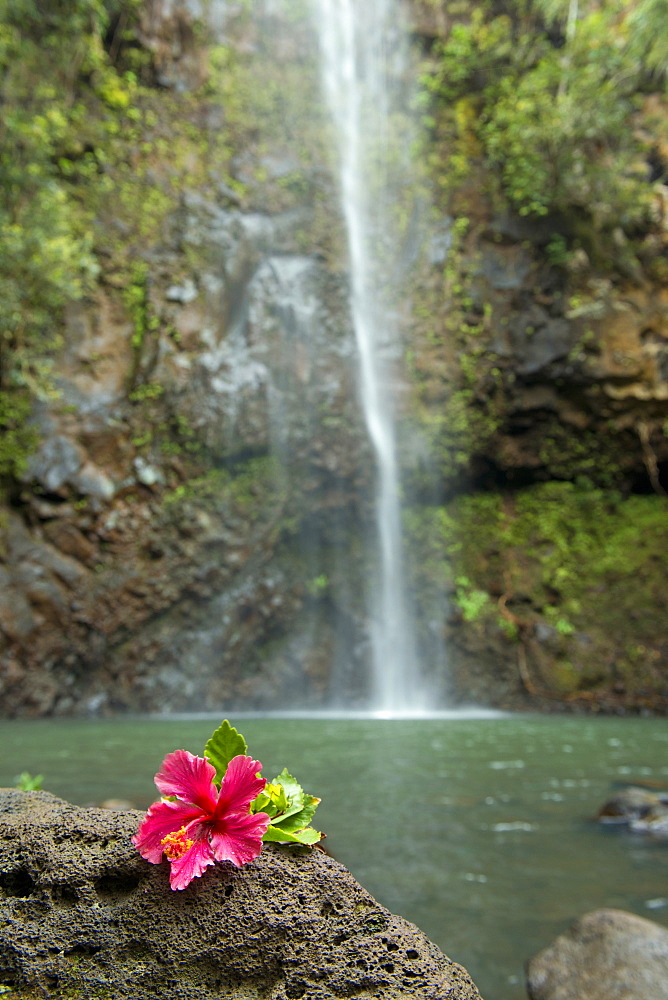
left=2, top=713, right=667, bottom=999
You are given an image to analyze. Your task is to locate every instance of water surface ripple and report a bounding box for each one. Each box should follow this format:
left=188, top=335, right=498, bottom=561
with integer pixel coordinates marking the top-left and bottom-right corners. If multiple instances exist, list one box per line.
left=3, top=714, right=667, bottom=1000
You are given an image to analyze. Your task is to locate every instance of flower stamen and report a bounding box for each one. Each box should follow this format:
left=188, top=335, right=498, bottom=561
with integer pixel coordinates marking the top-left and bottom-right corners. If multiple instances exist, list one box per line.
left=161, top=826, right=194, bottom=860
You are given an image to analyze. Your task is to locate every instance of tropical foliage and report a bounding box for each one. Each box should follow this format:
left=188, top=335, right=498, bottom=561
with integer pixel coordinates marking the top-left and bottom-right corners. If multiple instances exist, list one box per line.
left=421, top=0, right=668, bottom=264
left=0, top=1, right=143, bottom=478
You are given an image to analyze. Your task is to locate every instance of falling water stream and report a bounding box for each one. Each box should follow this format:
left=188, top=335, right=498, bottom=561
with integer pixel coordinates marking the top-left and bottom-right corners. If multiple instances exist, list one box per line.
left=313, top=0, right=423, bottom=713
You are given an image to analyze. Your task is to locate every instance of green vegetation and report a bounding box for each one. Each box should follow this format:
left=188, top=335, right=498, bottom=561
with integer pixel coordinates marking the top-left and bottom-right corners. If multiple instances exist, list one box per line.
left=453, top=575, right=493, bottom=622
left=0, top=1, right=107, bottom=476
left=163, top=456, right=287, bottom=522
left=407, top=481, right=668, bottom=699
left=202, top=10, right=333, bottom=253
left=0, top=0, right=333, bottom=489
left=305, top=573, right=329, bottom=597
left=0, top=0, right=142, bottom=480
left=0, top=0, right=261, bottom=487
left=13, top=772, right=44, bottom=791
left=408, top=216, right=508, bottom=485
left=203, top=719, right=324, bottom=847
left=0, top=394, right=39, bottom=480
left=409, top=0, right=668, bottom=494
left=410, top=482, right=667, bottom=609
left=420, top=0, right=667, bottom=268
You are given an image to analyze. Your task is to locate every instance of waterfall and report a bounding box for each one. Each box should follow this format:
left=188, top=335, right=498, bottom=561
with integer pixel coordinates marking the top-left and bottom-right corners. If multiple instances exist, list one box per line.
left=311, top=0, right=425, bottom=714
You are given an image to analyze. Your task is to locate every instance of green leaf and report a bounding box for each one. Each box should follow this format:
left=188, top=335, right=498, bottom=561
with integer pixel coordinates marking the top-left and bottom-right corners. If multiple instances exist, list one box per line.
left=14, top=771, right=44, bottom=791
left=271, top=794, right=321, bottom=834
left=253, top=766, right=323, bottom=847
left=270, top=768, right=308, bottom=821
left=203, top=719, right=247, bottom=785
left=251, top=781, right=289, bottom=818
left=263, top=824, right=323, bottom=846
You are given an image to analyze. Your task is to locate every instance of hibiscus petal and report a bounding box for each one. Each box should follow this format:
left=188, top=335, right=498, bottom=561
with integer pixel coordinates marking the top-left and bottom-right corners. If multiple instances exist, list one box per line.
left=216, top=755, right=266, bottom=814
left=210, top=810, right=271, bottom=867
left=154, top=749, right=218, bottom=811
left=168, top=838, right=216, bottom=890
left=133, top=799, right=203, bottom=863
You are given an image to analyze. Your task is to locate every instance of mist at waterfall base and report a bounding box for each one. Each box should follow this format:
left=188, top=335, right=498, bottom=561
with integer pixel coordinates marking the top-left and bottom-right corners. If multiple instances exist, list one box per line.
left=4, top=714, right=668, bottom=1000
left=219, top=0, right=445, bottom=715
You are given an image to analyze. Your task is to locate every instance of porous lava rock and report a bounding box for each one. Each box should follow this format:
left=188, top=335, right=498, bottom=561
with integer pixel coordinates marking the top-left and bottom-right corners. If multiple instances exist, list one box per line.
left=526, top=908, right=668, bottom=1000
left=0, top=790, right=483, bottom=999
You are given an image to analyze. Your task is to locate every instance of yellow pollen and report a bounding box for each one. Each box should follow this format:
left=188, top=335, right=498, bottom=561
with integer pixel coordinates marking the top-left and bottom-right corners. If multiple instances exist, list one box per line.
left=161, top=827, right=194, bottom=860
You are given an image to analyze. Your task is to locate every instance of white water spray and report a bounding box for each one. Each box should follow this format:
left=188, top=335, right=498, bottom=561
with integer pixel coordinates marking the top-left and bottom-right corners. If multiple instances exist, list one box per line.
left=313, top=0, right=424, bottom=713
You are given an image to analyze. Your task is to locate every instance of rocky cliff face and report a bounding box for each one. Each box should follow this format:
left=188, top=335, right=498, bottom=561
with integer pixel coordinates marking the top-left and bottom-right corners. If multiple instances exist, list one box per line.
left=402, top=2, right=668, bottom=714
left=0, top=0, right=377, bottom=716
left=0, top=0, right=666, bottom=718
left=406, top=216, right=668, bottom=714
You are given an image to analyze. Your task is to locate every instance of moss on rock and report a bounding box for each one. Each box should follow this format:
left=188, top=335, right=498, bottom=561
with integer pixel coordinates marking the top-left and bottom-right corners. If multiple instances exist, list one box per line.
left=408, top=481, right=668, bottom=711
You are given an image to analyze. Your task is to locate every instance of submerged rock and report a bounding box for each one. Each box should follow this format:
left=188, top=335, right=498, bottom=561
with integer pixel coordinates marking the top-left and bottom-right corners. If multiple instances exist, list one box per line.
left=629, top=806, right=668, bottom=836
left=0, top=790, right=483, bottom=999
left=526, top=908, right=668, bottom=1000
left=595, top=784, right=668, bottom=835
left=595, top=785, right=665, bottom=822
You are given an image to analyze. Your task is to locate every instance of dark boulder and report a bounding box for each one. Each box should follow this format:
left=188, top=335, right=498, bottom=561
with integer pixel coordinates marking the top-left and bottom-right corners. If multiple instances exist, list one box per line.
left=0, top=790, right=483, bottom=999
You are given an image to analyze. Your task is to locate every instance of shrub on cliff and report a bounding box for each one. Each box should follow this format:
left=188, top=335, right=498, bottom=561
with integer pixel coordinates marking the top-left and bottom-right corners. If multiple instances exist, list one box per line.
left=421, top=0, right=667, bottom=267
left=0, top=0, right=143, bottom=480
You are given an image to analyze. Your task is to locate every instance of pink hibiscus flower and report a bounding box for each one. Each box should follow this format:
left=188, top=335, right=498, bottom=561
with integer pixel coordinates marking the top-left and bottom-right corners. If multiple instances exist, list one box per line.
left=133, top=749, right=271, bottom=890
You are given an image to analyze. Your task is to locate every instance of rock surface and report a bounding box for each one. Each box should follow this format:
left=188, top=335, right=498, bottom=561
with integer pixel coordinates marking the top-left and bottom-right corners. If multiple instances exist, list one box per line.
left=0, top=790, right=483, bottom=999
left=1, top=0, right=667, bottom=719
left=526, top=908, right=668, bottom=1000
left=595, top=785, right=668, bottom=824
